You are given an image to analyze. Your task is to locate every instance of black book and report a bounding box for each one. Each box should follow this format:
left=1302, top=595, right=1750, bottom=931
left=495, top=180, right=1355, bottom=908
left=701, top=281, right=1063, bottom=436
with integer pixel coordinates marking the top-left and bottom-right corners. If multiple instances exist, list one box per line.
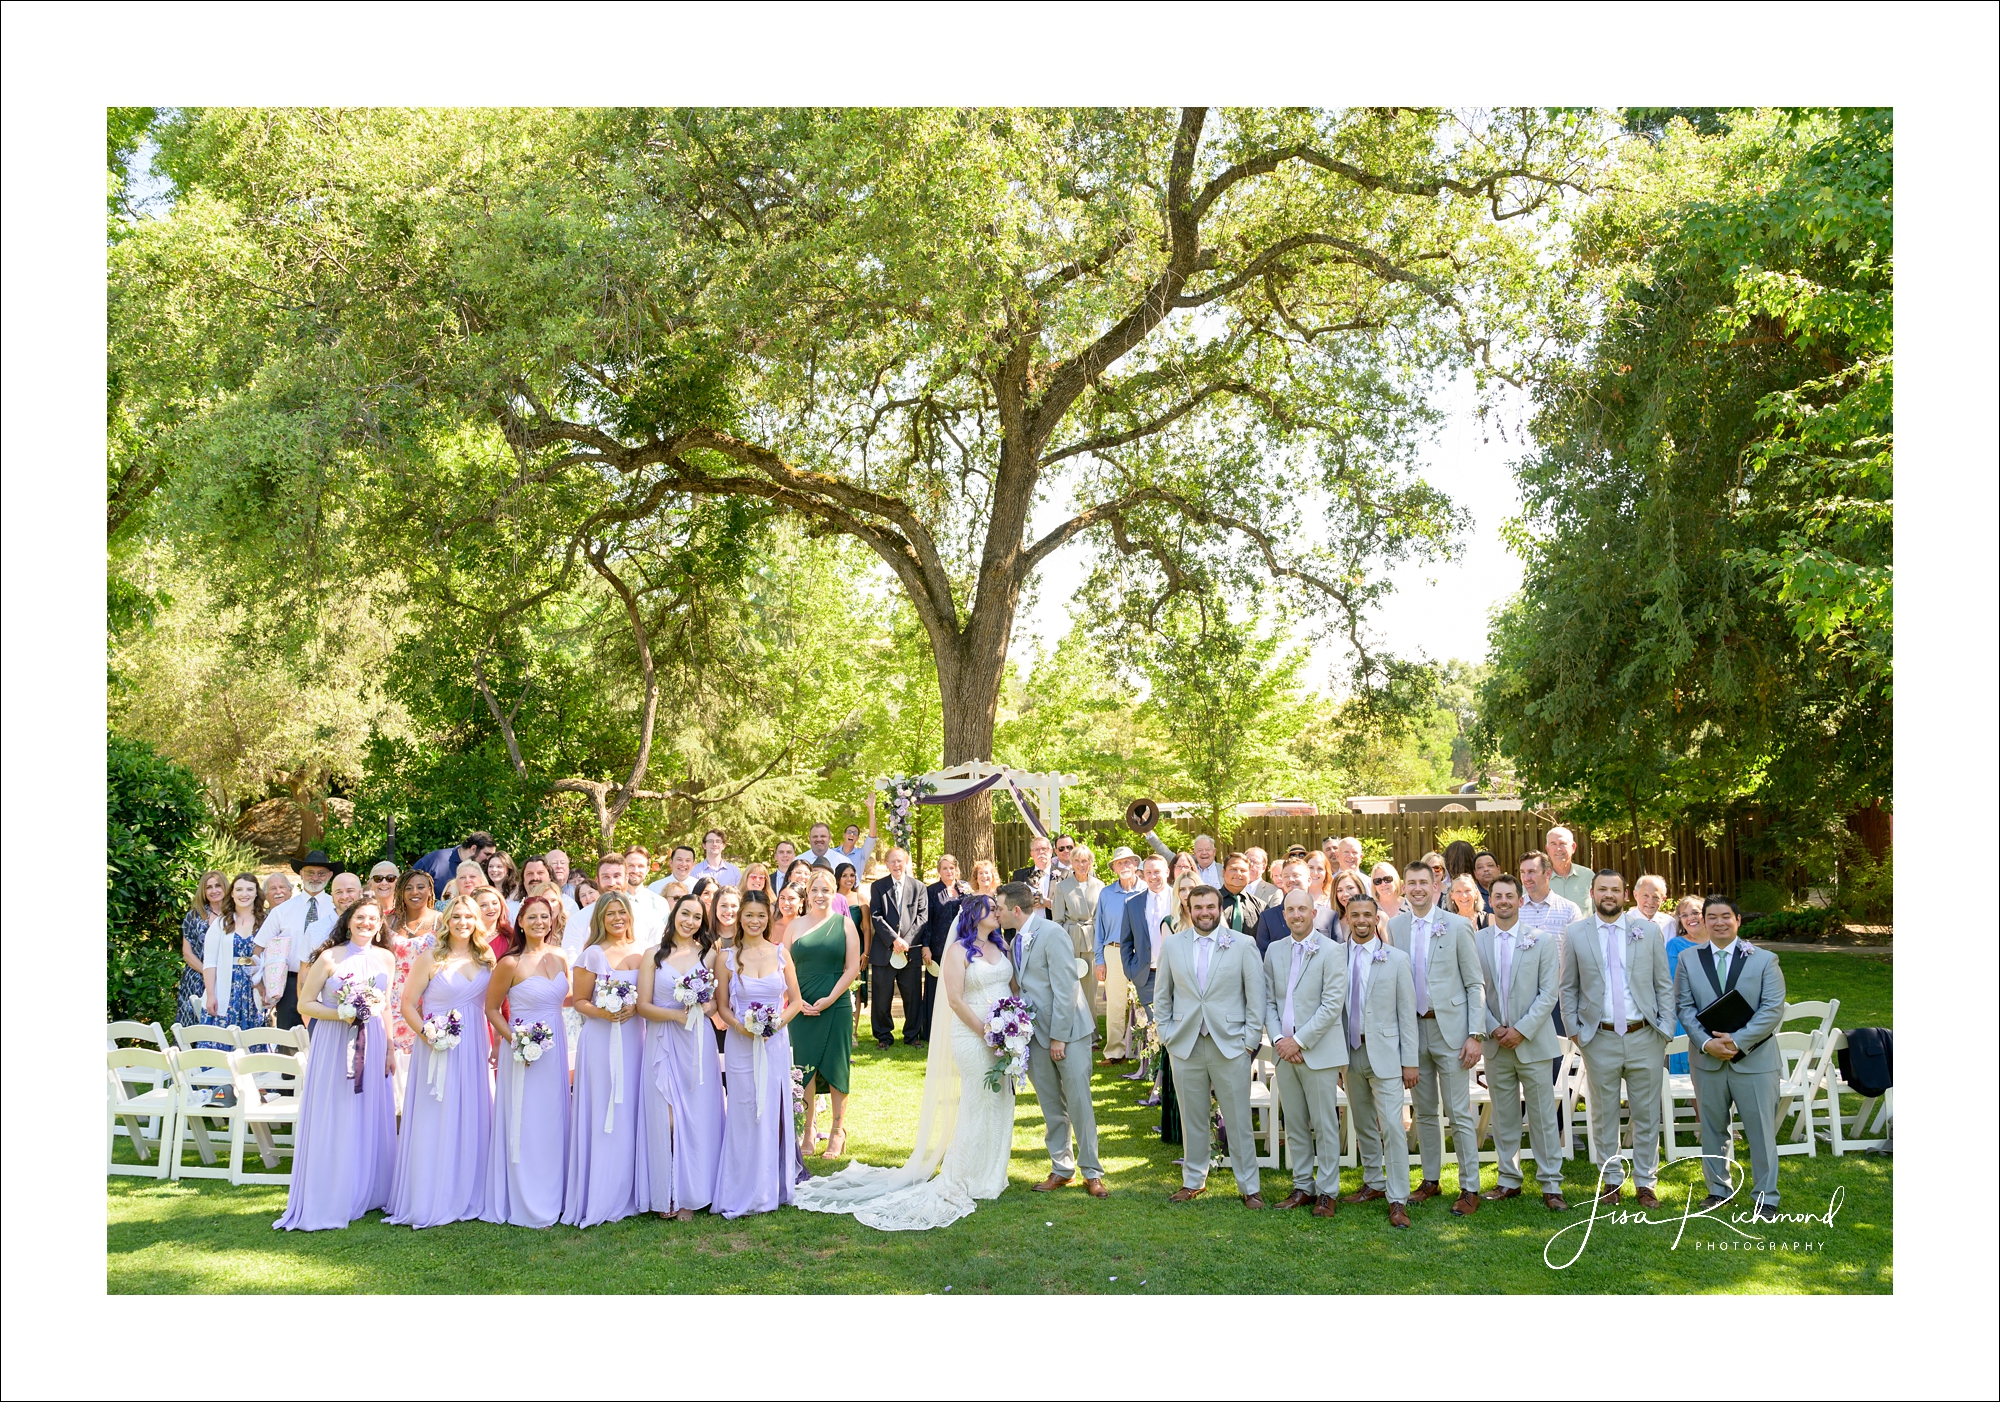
left=1696, top=987, right=1757, bottom=1036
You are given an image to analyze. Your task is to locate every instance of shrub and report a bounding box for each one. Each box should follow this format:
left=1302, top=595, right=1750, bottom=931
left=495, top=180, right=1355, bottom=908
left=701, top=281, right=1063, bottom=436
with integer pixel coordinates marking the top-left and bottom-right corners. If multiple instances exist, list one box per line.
left=1740, top=907, right=1841, bottom=943
left=327, top=736, right=562, bottom=872
left=108, top=733, right=210, bottom=1026
left=1732, top=878, right=1792, bottom=917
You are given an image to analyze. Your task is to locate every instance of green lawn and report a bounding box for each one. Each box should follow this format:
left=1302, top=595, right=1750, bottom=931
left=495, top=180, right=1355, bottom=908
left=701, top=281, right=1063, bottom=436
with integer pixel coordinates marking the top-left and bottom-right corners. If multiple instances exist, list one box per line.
left=108, top=950, right=1891, bottom=1293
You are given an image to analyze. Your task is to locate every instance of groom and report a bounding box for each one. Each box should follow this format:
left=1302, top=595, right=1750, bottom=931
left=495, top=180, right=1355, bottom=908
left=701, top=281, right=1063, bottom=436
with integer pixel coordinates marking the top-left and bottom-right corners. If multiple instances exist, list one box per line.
left=997, top=883, right=1106, bottom=1197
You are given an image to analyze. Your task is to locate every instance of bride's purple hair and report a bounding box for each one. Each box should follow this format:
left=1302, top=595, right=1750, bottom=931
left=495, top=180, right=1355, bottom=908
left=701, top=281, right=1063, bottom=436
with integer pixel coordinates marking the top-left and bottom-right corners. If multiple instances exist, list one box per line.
left=953, top=894, right=996, bottom=962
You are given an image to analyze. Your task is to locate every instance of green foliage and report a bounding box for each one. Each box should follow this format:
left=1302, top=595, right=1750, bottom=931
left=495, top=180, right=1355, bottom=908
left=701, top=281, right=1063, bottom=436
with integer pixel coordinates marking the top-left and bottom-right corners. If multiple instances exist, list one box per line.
left=1732, top=879, right=1794, bottom=918
left=329, top=735, right=557, bottom=871
left=1434, top=824, right=1486, bottom=850
left=1481, top=109, right=1892, bottom=883
left=107, top=734, right=210, bottom=1026
left=1739, top=907, right=1841, bottom=941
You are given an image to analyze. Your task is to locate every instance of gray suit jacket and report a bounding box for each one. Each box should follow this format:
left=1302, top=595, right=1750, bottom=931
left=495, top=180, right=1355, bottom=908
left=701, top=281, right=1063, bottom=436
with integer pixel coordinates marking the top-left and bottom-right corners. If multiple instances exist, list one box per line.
left=1247, top=880, right=1281, bottom=909
left=1345, top=939, right=1420, bottom=1079
left=1386, top=906, right=1486, bottom=1047
left=1675, top=940, right=1786, bottom=1074
left=1561, top=912, right=1674, bottom=1043
left=1011, top=914, right=1095, bottom=1048
left=1262, top=934, right=1348, bottom=1070
left=1474, top=924, right=1561, bottom=1062
left=1153, top=928, right=1267, bottom=1061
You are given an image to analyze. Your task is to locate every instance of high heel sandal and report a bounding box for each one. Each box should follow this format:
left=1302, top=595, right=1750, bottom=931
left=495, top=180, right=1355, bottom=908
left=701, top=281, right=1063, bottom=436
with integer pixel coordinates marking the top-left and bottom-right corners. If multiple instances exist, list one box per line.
left=824, top=1126, right=847, bottom=1158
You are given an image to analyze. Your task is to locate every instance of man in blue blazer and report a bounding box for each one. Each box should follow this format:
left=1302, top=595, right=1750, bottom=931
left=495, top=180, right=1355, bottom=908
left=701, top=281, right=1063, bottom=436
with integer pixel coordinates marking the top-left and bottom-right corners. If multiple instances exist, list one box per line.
left=1117, top=854, right=1175, bottom=1009
left=1675, top=894, right=1788, bottom=1219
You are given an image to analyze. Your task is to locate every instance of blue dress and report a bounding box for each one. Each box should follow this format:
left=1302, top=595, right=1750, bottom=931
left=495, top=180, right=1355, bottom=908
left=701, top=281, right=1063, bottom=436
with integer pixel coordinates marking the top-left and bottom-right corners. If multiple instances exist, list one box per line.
left=176, top=911, right=210, bottom=1029
left=201, top=925, right=268, bottom=1033
left=1664, top=935, right=1696, bottom=1073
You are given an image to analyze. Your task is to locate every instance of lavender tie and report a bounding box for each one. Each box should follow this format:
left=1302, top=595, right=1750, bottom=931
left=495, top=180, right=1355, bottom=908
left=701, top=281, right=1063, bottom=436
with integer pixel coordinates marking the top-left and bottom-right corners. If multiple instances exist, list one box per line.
left=1195, top=935, right=1213, bottom=993
left=1411, top=916, right=1430, bottom=1016
left=1496, top=932, right=1514, bottom=1027
left=1605, top=922, right=1627, bottom=1035
left=1347, top=945, right=1366, bottom=1050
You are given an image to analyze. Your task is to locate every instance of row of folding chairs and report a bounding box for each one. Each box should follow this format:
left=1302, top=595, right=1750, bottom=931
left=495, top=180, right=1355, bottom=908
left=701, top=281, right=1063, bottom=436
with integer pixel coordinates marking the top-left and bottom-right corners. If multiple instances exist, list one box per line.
left=107, top=1021, right=308, bottom=1185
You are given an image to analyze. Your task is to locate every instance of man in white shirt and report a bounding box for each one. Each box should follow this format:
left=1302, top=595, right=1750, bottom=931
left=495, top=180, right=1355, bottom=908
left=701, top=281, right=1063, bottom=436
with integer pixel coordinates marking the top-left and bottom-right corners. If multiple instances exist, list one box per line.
left=648, top=845, right=696, bottom=894
left=622, top=846, right=671, bottom=948
left=329, top=871, right=363, bottom=915
left=1243, top=846, right=1279, bottom=908
left=1012, top=835, right=1058, bottom=898
left=1518, top=852, right=1582, bottom=1035
left=574, top=853, right=626, bottom=958
left=688, top=828, right=742, bottom=888
left=1189, top=834, right=1223, bottom=888
left=1331, top=835, right=1364, bottom=880
left=806, top=821, right=868, bottom=873
left=254, top=849, right=341, bottom=1029
left=833, top=795, right=879, bottom=871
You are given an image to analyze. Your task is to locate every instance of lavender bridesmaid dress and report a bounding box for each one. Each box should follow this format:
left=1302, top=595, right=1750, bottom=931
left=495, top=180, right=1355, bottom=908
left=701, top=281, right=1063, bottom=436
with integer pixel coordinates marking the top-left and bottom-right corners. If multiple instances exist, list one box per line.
left=711, top=946, right=797, bottom=1219
left=484, top=968, right=572, bottom=1227
left=274, top=947, right=396, bottom=1231
left=642, top=955, right=725, bottom=1213
left=561, top=945, right=649, bottom=1227
left=386, top=965, right=493, bottom=1227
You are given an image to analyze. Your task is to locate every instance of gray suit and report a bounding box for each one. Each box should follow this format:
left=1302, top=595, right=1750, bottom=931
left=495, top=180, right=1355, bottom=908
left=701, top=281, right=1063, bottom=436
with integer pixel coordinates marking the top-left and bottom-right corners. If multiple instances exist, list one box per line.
left=1475, top=924, right=1564, bottom=1194
left=1561, top=912, right=1674, bottom=1188
left=1339, top=938, right=1419, bottom=1202
left=1263, top=934, right=1347, bottom=1195
left=1154, top=927, right=1267, bottom=1194
left=1012, top=914, right=1101, bottom=1180
left=1388, top=906, right=1487, bottom=1189
left=1675, top=940, right=1787, bottom=1206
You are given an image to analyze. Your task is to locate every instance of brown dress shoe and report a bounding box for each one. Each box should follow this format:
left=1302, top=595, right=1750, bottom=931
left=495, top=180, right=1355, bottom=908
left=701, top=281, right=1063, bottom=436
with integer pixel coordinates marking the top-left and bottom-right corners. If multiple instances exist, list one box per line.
left=1408, top=1179, right=1444, bottom=1205
left=1030, top=1173, right=1074, bottom=1193
left=1340, top=1185, right=1387, bottom=1204
left=1275, top=1189, right=1313, bottom=1210
left=1451, top=1190, right=1479, bottom=1216
left=1543, top=1193, right=1570, bottom=1212
left=1633, top=1187, right=1662, bottom=1210
left=1084, top=1178, right=1108, bottom=1198
left=1387, top=1201, right=1411, bottom=1229
left=1241, top=1193, right=1265, bottom=1210
left=1168, top=1186, right=1206, bottom=1203
left=1596, top=1183, right=1624, bottom=1207
left=1311, top=1194, right=1339, bottom=1218
left=1479, top=1186, right=1522, bottom=1201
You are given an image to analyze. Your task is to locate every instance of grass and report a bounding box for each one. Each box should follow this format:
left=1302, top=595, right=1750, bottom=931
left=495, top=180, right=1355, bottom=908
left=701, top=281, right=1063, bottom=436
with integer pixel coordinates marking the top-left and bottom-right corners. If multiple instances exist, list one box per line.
left=108, top=951, right=1891, bottom=1294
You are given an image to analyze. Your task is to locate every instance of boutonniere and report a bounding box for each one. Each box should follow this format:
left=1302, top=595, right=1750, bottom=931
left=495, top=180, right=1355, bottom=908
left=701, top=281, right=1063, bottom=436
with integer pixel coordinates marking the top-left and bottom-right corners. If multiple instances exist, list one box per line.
left=1625, top=923, right=1647, bottom=942
left=1302, top=935, right=1322, bottom=958
left=1216, top=931, right=1235, bottom=952
left=1517, top=933, right=1538, bottom=951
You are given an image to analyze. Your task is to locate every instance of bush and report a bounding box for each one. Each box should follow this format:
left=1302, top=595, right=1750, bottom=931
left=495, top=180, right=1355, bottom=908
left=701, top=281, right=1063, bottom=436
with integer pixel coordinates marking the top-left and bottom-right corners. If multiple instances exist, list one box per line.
left=1740, top=907, right=1841, bottom=943
left=1732, top=878, right=1792, bottom=917
left=327, top=735, right=566, bottom=872
left=108, top=733, right=210, bottom=1026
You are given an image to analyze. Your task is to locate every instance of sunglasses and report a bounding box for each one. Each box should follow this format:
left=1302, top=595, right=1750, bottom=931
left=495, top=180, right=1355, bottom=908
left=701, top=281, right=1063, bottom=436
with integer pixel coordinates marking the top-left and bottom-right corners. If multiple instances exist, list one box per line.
left=1373, top=876, right=1395, bottom=885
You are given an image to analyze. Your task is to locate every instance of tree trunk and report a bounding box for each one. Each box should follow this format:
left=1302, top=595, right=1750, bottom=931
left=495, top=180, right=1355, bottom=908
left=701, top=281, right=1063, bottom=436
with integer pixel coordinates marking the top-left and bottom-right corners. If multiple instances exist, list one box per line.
left=935, top=632, right=1006, bottom=867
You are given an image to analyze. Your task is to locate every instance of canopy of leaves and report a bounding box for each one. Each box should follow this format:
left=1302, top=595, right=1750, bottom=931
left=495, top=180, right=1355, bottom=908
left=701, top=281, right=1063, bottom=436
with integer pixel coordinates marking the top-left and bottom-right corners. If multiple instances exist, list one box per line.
left=108, top=733, right=210, bottom=1025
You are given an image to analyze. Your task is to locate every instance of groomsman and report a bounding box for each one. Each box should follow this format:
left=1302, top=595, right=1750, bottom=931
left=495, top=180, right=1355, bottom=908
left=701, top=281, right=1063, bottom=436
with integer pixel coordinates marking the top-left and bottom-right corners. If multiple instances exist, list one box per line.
left=1675, top=895, right=1787, bottom=1219
left=1561, top=870, right=1674, bottom=1208
left=1263, top=889, right=1348, bottom=1215
left=1388, top=861, right=1486, bottom=1215
left=1154, top=887, right=1268, bottom=1206
left=1336, top=896, right=1420, bottom=1228
left=867, top=846, right=930, bottom=1049
left=1254, top=859, right=1335, bottom=954
left=997, top=884, right=1106, bottom=1197
left=1475, top=875, right=1568, bottom=1210
left=920, top=855, right=969, bottom=1042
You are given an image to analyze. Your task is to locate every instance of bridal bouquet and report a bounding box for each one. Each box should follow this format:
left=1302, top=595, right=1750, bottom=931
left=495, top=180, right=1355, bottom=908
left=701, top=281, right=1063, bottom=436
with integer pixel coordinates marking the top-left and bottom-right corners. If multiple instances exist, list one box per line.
left=421, top=1008, right=463, bottom=1052
left=593, top=975, right=640, bottom=1015
left=335, top=975, right=383, bottom=1024
left=741, top=1002, right=780, bottom=1039
left=510, top=1019, right=555, bottom=1065
left=981, top=995, right=1035, bottom=1093
left=672, top=965, right=718, bottom=1013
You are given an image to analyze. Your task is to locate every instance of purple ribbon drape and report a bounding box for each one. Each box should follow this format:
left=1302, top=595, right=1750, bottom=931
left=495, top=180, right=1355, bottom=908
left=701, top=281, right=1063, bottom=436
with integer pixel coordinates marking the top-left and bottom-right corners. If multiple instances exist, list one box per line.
left=910, top=770, right=1048, bottom=838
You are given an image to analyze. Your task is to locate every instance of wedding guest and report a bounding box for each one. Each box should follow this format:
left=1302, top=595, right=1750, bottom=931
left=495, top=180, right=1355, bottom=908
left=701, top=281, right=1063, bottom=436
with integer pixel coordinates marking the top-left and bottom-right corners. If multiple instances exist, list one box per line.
left=365, top=861, right=401, bottom=915
left=574, top=877, right=601, bottom=912
left=1187, top=835, right=1223, bottom=887
left=1420, top=851, right=1448, bottom=895
left=511, top=857, right=556, bottom=919
left=254, top=851, right=340, bottom=1030
left=329, top=871, right=363, bottom=915
left=1561, top=870, right=1675, bottom=1210
left=1052, top=845, right=1103, bottom=1009
left=1332, top=836, right=1365, bottom=881
left=484, top=850, right=519, bottom=905
left=562, top=893, right=649, bottom=1228
left=1676, top=896, right=1787, bottom=1220
left=1474, top=875, right=1568, bottom=1211
left=1663, top=896, right=1709, bottom=1074
left=867, top=847, right=930, bottom=1050
left=1012, top=834, right=1057, bottom=898
left=1447, top=874, right=1492, bottom=930
left=1117, top=853, right=1173, bottom=1016
left=969, top=858, right=1000, bottom=896
left=414, top=832, right=494, bottom=897
left=201, top=872, right=269, bottom=1042
left=1472, top=850, right=1501, bottom=907
left=1632, top=874, right=1670, bottom=932
left=1303, top=851, right=1331, bottom=907
left=712, top=888, right=803, bottom=1219
left=1517, top=853, right=1581, bottom=1034
left=689, top=876, right=719, bottom=931
left=387, top=897, right=494, bottom=1228
left=471, top=884, right=515, bottom=962
left=768, top=840, right=798, bottom=893
left=386, top=870, right=441, bottom=1066
left=834, top=799, right=879, bottom=871
left=1544, top=826, right=1593, bottom=910
left=1442, top=840, right=1477, bottom=889
left=1661, top=892, right=1702, bottom=943
left=1252, top=859, right=1300, bottom=954
left=275, top=898, right=397, bottom=1231
left=447, top=859, right=486, bottom=902
left=689, top=828, right=743, bottom=889
left=1328, top=871, right=1366, bottom=940
left=1155, top=886, right=1267, bottom=1207
left=791, top=868, right=861, bottom=1154
left=483, top=894, right=572, bottom=1228
left=623, top=846, right=671, bottom=947
left=638, top=894, right=725, bottom=1221
left=711, top=887, right=742, bottom=949
left=834, top=860, right=865, bottom=919
left=779, top=856, right=815, bottom=903
left=1368, top=862, right=1404, bottom=922
left=1264, top=888, right=1348, bottom=1215
left=742, top=863, right=771, bottom=896
left=592, top=851, right=625, bottom=919
left=1216, top=853, right=1264, bottom=935
left=179, top=870, right=229, bottom=1029
left=665, top=844, right=698, bottom=889
left=544, top=849, right=575, bottom=898
left=1387, top=861, right=1486, bottom=1215
left=1335, top=896, right=1420, bottom=1228
left=1092, top=846, right=1143, bottom=1061
left=1244, top=847, right=1279, bottom=908
left=922, top=854, right=971, bottom=1044
left=1171, top=849, right=1199, bottom=888
left=262, top=871, right=293, bottom=910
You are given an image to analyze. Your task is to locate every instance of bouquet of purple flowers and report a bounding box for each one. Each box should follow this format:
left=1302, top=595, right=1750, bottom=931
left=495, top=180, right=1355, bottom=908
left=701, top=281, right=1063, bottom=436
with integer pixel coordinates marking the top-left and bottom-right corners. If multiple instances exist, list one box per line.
left=420, top=1007, right=463, bottom=1052
left=741, top=1002, right=780, bottom=1039
left=981, top=995, right=1035, bottom=1093
left=672, top=965, right=718, bottom=1012
left=510, top=1019, right=555, bottom=1065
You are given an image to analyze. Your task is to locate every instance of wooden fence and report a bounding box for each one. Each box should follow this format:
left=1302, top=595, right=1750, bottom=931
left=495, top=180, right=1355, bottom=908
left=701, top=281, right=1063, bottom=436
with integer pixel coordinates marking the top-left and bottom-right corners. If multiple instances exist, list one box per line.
left=992, top=810, right=1790, bottom=898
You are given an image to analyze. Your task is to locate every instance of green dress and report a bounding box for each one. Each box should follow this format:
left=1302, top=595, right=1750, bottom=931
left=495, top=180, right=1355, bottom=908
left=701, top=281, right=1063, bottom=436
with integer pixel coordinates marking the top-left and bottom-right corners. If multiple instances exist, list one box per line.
left=788, top=913, right=854, bottom=1094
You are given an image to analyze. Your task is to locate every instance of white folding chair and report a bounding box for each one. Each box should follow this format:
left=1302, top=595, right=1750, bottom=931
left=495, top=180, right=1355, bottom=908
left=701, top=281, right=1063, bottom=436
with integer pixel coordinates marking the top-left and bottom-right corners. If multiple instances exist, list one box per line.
left=229, top=1053, right=303, bottom=1185
left=174, top=1021, right=240, bottom=1053
left=1781, top=999, right=1840, bottom=1044
left=108, top=1021, right=172, bottom=1138
left=1553, top=1037, right=1586, bottom=1159
left=236, top=1025, right=307, bottom=1144
left=166, top=1045, right=240, bottom=1180
left=1823, top=1029, right=1893, bottom=1155
left=107, top=1048, right=177, bottom=1177
left=1659, top=1035, right=1703, bottom=1161
left=1246, top=1040, right=1284, bottom=1170
left=1773, top=1027, right=1836, bottom=1157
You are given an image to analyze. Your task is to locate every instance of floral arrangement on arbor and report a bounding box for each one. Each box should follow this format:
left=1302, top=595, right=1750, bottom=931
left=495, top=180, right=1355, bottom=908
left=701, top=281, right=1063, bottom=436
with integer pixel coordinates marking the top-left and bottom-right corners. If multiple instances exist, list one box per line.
left=878, top=774, right=936, bottom=850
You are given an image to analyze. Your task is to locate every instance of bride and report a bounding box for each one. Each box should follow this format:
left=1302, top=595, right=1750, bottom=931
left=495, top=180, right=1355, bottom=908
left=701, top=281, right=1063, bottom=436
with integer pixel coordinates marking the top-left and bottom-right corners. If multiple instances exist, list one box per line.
left=792, top=893, right=1016, bottom=1231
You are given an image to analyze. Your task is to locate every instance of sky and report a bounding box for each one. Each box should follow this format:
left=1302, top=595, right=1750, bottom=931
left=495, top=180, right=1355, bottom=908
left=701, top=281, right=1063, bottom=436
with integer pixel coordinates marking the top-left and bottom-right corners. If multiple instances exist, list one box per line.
left=1011, top=371, right=1531, bottom=689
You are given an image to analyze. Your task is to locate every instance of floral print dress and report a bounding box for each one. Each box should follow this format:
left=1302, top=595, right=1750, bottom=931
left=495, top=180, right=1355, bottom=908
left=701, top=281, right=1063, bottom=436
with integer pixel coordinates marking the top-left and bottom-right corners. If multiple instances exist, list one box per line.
left=389, top=923, right=439, bottom=1053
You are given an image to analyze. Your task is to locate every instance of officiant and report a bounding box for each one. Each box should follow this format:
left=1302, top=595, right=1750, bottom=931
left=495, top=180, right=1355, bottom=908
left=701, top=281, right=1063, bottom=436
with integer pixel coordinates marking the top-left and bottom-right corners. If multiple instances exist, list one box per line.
left=1674, top=895, right=1787, bottom=1220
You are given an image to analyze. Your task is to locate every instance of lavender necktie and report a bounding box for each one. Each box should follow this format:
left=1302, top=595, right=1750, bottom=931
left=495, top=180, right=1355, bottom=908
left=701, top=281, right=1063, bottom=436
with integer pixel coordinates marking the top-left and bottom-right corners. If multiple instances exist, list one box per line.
left=1496, top=931, right=1514, bottom=1026
left=1195, top=935, right=1213, bottom=992
left=1411, top=916, right=1430, bottom=1015
left=1605, top=922, right=1626, bottom=1035
left=1347, top=944, right=1366, bottom=1049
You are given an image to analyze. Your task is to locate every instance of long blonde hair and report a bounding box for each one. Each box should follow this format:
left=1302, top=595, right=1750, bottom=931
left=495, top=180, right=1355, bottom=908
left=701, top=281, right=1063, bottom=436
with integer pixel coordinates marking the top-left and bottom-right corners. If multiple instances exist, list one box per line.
left=587, top=891, right=635, bottom=949
left=436, top=897, right=496, bottom=969
left=189, top=869, right=229, bottom=923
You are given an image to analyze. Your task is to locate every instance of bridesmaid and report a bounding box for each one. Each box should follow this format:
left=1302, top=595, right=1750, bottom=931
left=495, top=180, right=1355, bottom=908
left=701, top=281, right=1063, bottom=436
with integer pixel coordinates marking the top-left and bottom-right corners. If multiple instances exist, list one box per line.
left=274, top=898, right=397, bottom=1231
left=562, top=892, right=649, bottom=1227
left=386, top=899, right=494, bottom=1228
left=786, top=868, right=860, bottom=1159
left=711, top=894, right=803, bottom=1219
left=637, top=894, right=724, bottom=1221
left=484, top=894, right=572, bottom=1227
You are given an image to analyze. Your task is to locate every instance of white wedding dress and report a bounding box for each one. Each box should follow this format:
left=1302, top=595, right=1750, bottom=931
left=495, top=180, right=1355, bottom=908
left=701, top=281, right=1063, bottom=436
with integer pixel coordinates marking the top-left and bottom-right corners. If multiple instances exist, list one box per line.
left=792, top=952, right=1016, bottom=1231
